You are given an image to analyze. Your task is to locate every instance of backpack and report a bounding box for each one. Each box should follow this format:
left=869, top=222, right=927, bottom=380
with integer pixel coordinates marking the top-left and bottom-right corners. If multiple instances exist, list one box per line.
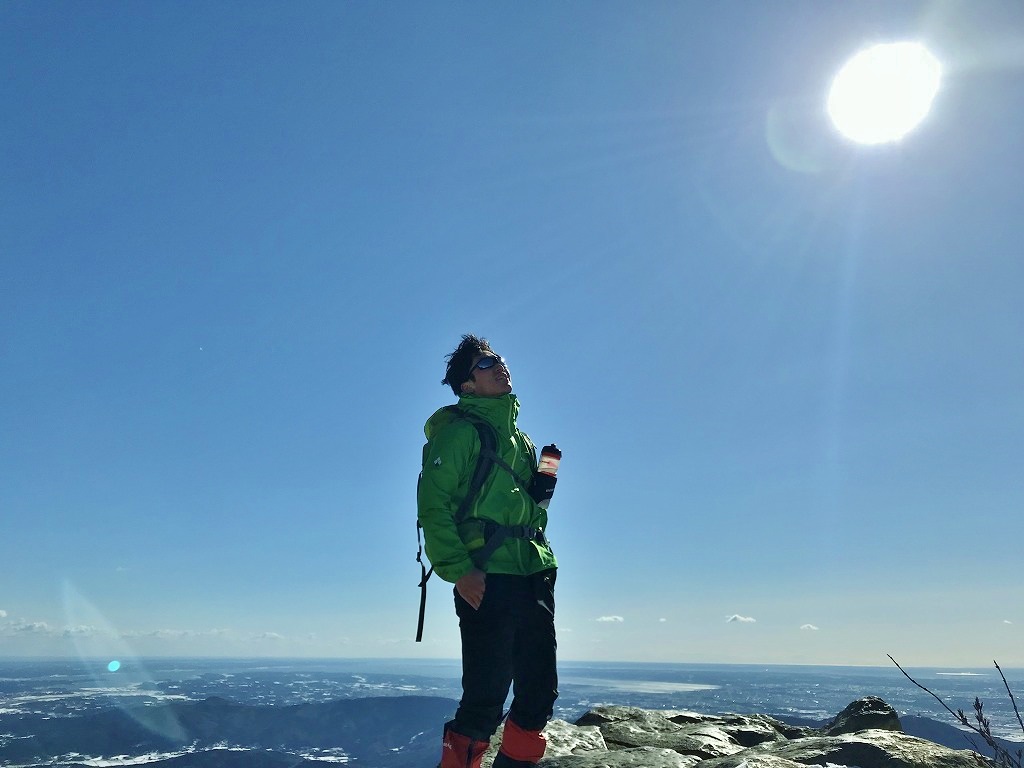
left=415, top=405, right=545, bottom=641
left=416, top=406, right=497, bottom=642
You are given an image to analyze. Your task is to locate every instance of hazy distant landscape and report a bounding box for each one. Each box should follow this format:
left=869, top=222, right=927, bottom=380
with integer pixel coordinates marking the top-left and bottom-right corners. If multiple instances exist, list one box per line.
left=2, top=659, right=1022, bottom=767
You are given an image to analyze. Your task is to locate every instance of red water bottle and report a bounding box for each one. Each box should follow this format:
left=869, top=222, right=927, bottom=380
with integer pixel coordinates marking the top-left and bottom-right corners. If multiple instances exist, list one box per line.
left=538, top=444, right=561, bottom=477
left=535, top=444, right=561, bottom=509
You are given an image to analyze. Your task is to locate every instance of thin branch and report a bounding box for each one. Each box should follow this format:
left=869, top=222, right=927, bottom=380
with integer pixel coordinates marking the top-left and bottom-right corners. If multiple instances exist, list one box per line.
left=888, top=654, right=1021, bottom=768
left=888, top=654, right=968, bottom=724
left=995, top=661, right=1024, bottom=735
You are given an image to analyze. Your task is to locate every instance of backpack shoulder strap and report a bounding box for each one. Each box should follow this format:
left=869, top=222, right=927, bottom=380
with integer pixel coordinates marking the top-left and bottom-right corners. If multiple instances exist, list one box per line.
left=453, top=409, right=498, bottom=523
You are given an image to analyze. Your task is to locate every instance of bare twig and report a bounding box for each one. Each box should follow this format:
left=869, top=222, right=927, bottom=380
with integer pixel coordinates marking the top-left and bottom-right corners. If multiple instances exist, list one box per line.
left=888, top=654, right=964, bottom=722
left=888, top=655, right=1022, bottom=768
left=995, top=661, right=1024, bottom=735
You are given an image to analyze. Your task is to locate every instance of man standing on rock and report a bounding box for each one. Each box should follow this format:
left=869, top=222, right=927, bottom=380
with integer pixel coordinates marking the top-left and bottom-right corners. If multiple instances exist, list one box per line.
left=418, top=334, right=559, bottom=768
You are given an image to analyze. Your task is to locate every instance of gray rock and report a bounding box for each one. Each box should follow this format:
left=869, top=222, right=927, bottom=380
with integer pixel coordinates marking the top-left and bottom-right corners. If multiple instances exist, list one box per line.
left=575, top=706, right=744, bottom=758
left=577, top=706, right=661, bottom=728
left=542, top=746, right=702, bottom=768
left=540, top=719, right=609, bottom=757
left=699, top=755, right=807, bottom=768
left=751, top=729, right=984, bottom=768
left=822, top=696, right=902, bottom=736
left=697, top=713, right=802, bottom=747
left=558, top=698, right=990, bottom=768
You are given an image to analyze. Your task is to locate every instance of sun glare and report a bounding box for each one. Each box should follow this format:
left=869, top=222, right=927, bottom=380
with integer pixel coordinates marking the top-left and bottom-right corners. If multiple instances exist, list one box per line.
left=828, top=42, right=941, bottom=145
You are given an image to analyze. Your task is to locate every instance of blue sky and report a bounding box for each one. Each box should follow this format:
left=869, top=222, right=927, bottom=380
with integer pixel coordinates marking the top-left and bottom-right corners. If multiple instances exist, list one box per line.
left=2, top=2, right=1022, bottom=667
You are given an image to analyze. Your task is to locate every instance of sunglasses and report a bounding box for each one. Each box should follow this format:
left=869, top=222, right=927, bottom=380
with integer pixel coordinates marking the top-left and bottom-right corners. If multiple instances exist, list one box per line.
left=470, top=354, right=504, bottom=374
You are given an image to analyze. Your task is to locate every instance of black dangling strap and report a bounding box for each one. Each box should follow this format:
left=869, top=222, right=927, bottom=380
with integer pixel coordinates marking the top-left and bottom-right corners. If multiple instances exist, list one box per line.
left=415, top=522, right=432, bottom=642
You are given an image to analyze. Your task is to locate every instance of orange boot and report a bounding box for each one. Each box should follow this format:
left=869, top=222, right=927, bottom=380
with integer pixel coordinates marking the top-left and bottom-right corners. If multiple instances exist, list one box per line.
left=440, top=721, right=490, bottom=768
left=493, top=717, right=546, bottom=768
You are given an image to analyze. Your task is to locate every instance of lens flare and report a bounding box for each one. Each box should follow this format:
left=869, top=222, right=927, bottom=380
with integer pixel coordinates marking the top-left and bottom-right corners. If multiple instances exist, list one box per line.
left=828, top=42, right=941, bottom=144
left=63, top=581, right=187, bottom=742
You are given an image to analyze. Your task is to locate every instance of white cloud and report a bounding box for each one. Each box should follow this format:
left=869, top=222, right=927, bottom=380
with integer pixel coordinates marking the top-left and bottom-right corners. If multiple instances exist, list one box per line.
left=0, top=609, right=7, bottom=618
left=62, top=625, right=104, bottom=638
left=658, top=618, right=667, bottom=623
left=249, top=631, right=285, bottom=641
left=726, top=615, right=756, bottom=623
left=596, top=616, right=624, bottom=623
left=800, top=624, right=820, bottom=631
left=1004, top=620, right=1013, bottom=625
left=9, top=620, right=52, bottom=634
left=129, top=629, right=194, bottom=639
left=122, top=628, right=229, bottom=640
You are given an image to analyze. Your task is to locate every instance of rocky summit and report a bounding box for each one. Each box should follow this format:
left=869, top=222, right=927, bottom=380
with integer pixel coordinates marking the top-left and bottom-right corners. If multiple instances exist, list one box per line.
left=486, top=697, right=990, bottom=768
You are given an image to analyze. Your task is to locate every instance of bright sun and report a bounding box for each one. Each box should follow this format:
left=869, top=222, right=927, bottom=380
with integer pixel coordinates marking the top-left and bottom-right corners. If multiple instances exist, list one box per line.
left=828, top=41, right=942, bottom=145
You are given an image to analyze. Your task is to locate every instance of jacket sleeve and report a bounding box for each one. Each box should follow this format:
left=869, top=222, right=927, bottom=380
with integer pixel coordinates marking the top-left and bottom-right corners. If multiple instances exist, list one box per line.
left=417, top=420, right=478, bottom=583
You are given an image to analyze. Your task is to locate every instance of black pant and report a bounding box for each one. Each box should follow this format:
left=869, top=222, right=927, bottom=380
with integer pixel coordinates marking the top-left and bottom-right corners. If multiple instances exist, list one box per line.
left=452, top=570, right=557, bottom=740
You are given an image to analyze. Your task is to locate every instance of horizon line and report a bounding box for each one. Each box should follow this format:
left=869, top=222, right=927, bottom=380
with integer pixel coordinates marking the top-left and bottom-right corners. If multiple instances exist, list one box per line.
left=0, top=655, right=1016, bottom=671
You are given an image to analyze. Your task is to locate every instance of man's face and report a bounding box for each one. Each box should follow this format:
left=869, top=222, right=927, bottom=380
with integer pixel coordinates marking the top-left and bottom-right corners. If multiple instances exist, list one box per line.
left=462, top=352, right=512, bottom=398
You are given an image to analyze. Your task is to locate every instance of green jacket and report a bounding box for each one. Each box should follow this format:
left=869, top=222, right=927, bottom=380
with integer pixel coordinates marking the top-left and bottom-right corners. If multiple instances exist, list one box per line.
left=417, top=393, right=557, bottom=583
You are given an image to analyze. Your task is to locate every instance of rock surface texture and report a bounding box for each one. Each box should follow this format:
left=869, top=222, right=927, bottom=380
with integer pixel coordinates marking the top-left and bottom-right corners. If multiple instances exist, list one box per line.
left=498, top=697, right=988, bottom=768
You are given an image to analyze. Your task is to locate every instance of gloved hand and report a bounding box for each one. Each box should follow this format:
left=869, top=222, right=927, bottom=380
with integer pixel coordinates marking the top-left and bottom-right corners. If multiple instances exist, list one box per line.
left=527, top=472, right=557, bottom=506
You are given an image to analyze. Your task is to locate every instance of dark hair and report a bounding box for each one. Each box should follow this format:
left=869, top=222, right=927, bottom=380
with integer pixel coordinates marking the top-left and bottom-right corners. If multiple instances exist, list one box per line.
left=442, top=334, right=496, bottom=396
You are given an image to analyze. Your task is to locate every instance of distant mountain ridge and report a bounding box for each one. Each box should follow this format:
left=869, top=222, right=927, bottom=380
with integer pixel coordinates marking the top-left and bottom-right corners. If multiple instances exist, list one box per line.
left=61, top=750, right=324, bottom=768
left=6, top=693, right=1023, bottom=768
left=901, top=714, right=1024, bottom=758
left=3, top=694, right=458, bottom=767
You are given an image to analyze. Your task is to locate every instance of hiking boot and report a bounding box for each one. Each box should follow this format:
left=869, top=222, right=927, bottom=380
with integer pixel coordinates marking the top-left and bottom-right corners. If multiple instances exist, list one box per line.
left=494, top=718, right=546, bottom=768
left=440, top=722, right=490, bottom=768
